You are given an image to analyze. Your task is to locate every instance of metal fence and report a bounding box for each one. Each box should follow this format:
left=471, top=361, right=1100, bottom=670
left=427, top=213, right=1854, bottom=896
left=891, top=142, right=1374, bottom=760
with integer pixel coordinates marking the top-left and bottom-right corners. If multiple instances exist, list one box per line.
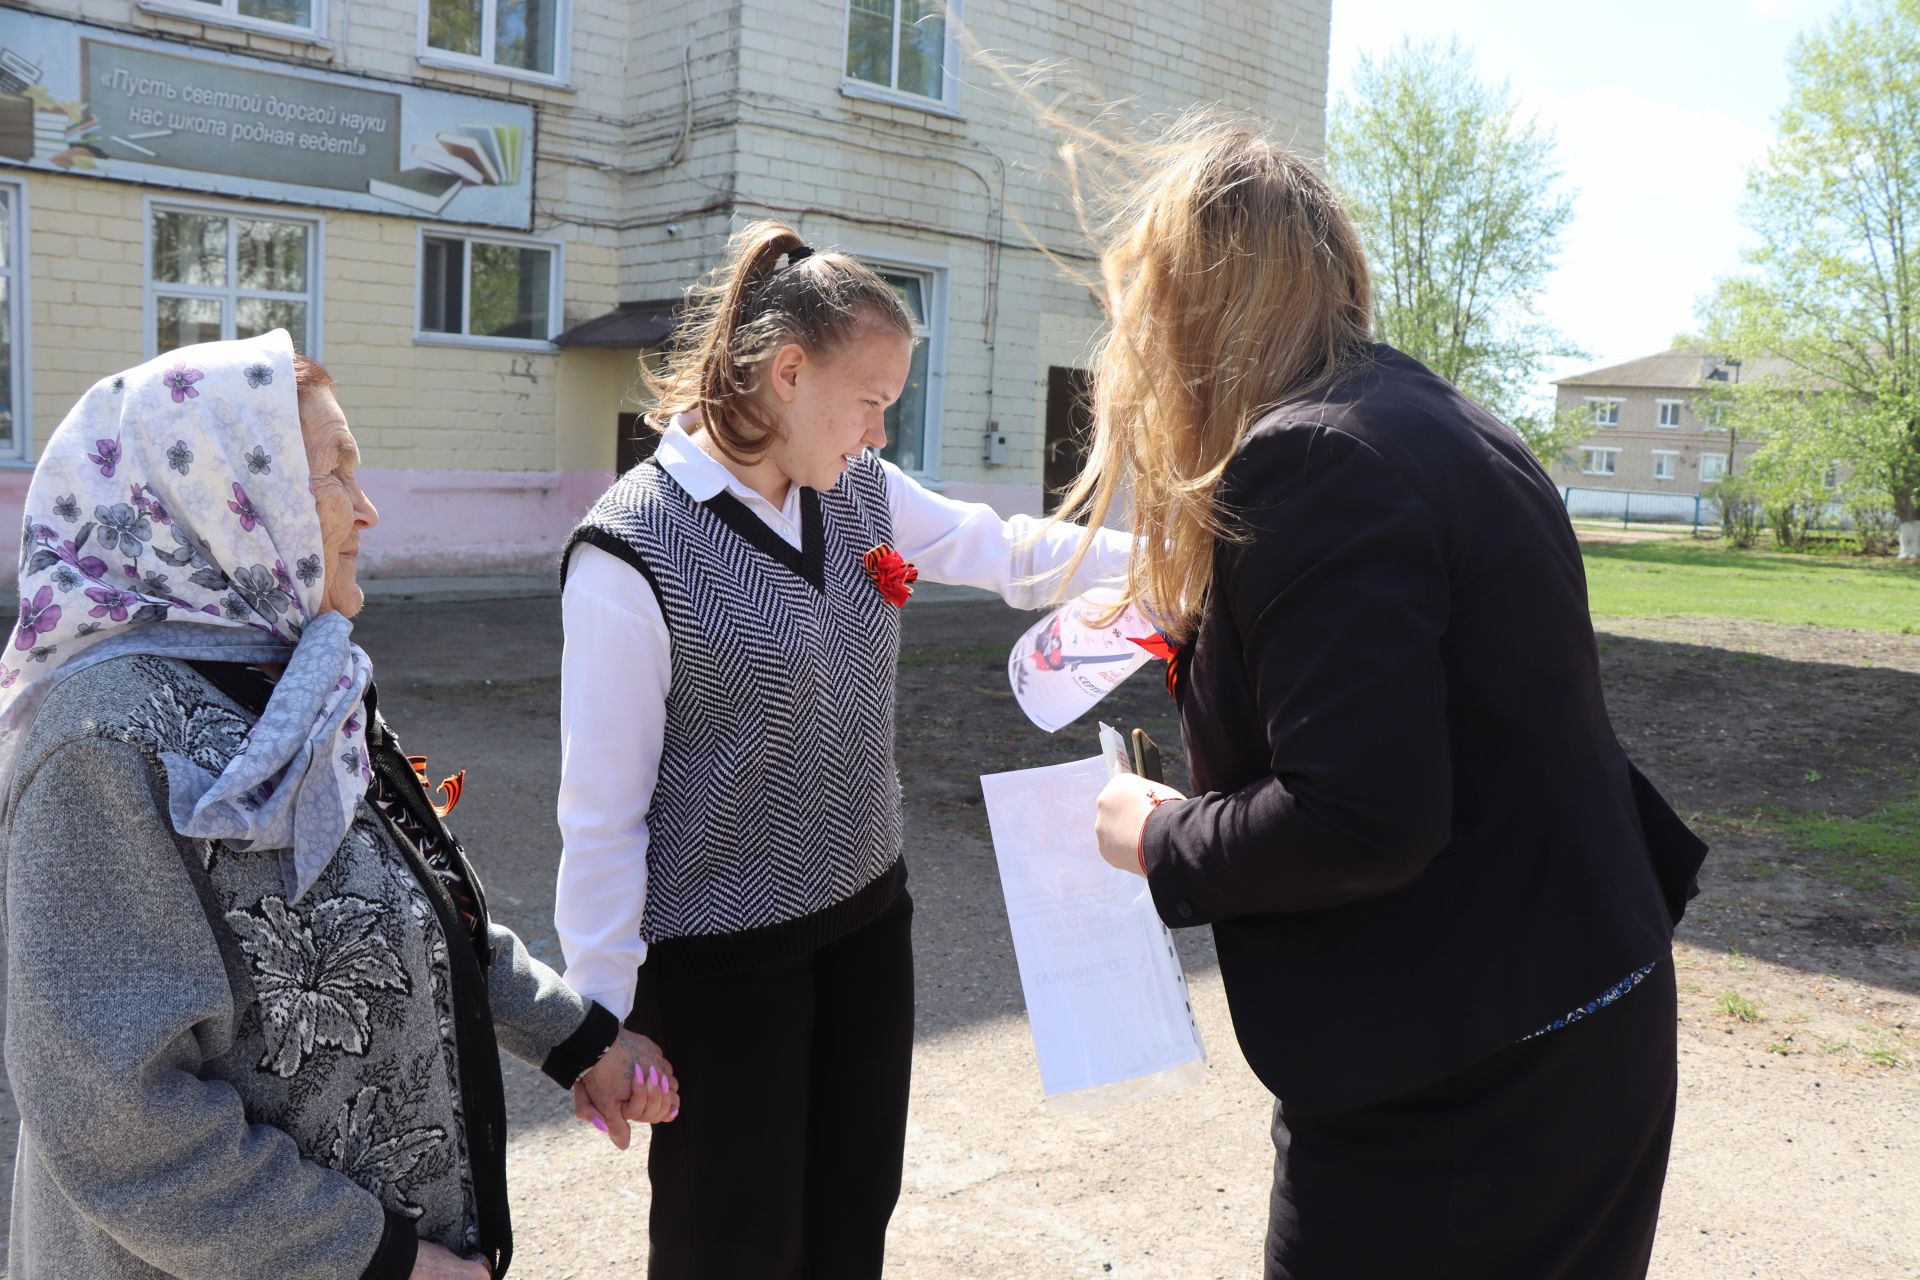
left=1561, top=486, right=1719, bottom=530
left=1561, top=486, right=1860, bottom=539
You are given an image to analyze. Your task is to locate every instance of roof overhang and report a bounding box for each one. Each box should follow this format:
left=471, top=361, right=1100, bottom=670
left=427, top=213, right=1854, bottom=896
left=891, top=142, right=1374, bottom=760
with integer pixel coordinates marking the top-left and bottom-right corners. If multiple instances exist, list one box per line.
left=552, top=299, right=681, bottom=349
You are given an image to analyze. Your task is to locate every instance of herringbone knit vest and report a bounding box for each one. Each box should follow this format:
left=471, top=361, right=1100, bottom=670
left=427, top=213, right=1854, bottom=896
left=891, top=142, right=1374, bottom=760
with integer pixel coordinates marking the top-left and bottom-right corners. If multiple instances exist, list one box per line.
left=563, top=452, right=905, bottom=968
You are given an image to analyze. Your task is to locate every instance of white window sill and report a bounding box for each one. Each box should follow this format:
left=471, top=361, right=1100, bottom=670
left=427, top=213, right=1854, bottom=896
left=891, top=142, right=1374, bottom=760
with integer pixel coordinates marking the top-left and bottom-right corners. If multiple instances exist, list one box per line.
left=138, top=1, right=331, bottom=46
left=839, top=80, right=964, bottom=121
left=415, top=332, right=560, bottom=353
left=416, top=51, right=572, bottom=91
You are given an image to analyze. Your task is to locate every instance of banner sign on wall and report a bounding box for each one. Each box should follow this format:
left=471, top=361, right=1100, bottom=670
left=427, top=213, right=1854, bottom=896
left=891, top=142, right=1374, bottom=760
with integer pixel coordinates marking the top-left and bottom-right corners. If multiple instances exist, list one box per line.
left=0, top=9, right=534, bottom=229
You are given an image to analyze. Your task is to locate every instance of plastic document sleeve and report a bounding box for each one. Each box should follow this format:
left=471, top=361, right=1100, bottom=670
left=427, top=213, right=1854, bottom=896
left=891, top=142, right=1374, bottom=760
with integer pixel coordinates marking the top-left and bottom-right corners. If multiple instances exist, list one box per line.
left=979, top=754, right=1206, bottom=1110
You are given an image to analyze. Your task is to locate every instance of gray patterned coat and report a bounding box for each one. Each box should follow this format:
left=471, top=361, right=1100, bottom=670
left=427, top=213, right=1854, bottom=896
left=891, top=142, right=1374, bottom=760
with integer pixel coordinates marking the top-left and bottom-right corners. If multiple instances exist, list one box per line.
left=1, top=655, right=607, bottom=1279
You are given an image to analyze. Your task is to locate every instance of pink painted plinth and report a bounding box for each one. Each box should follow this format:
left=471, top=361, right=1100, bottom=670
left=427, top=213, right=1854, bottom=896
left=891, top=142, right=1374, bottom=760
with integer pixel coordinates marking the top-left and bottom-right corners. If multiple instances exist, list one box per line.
left=0, top=467, right=617, bottom=588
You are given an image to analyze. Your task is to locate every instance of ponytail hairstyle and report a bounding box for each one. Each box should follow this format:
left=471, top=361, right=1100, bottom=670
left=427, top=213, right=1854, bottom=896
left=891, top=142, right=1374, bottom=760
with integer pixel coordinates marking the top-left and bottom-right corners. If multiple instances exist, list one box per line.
left=645, top=220, right=917, bottom=462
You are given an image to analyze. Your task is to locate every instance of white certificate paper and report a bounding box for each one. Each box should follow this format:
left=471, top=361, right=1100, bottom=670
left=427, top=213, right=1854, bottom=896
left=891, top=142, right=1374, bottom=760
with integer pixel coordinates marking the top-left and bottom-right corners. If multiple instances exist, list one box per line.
left=979, top=754, right=1206, bottom=1109
left=1008, top=592, right=1159, bottom=733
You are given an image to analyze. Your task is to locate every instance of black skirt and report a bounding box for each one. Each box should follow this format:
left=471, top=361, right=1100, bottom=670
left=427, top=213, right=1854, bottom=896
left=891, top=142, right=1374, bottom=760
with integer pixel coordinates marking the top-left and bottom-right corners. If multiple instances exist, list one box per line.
left=1267, top=957, right=1678, bottom=1280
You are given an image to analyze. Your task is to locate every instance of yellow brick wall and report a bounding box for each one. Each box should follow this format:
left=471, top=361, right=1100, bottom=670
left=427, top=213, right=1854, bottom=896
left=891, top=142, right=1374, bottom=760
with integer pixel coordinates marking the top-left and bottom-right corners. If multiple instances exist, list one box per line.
left=16, top=0, right=1331, bottom=517
left=24, top=172, right=621, bottom=472
left=619, top=0, right=1332, bottom=493
left=316, top=210, right=619, bottom=472
left=26, top=175, right=146, bottom=432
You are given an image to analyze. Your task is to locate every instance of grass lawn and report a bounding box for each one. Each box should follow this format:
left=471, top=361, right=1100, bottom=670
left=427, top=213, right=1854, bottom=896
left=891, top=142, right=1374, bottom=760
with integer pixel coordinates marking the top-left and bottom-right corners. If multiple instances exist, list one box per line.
left=1581, top=538, right=1920, bottom=634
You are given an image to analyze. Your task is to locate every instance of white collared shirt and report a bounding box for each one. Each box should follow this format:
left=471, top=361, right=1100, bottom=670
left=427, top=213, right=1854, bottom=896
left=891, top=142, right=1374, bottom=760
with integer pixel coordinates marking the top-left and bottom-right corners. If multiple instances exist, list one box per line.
left=555, top=425, right=1133, bottom=1018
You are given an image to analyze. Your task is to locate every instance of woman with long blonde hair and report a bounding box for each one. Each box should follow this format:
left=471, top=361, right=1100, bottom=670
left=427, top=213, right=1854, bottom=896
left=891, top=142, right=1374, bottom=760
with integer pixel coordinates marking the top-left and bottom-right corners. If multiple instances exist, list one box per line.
left=1072, top=117, right=1707, bottom=1278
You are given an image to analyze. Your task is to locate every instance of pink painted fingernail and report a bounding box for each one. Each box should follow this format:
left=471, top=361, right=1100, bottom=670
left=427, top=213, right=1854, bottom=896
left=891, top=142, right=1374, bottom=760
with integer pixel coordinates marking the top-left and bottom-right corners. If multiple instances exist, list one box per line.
left=633, top=1062, right=646, bottom=1085
left=647, top=1066, right=661, bottom=1089
left=669, top=1106, right=679, bottom=1121
left=590, top=1116, right=608, bottom=1134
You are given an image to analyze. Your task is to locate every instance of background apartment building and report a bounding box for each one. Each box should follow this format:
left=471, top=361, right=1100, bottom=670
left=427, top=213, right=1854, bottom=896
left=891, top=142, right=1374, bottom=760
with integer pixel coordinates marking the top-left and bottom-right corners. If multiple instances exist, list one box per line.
left=1552, top=349, right=1779, bottom=512
left=0, top=0, right=1331, bottom=576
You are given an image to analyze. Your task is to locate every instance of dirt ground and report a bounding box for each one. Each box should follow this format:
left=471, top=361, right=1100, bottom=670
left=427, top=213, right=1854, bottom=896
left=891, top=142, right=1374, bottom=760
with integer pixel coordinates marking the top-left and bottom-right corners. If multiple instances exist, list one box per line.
left=490, top=592, right=1920, bottom=1278
left=888, top=599, right=1920, bottom=1279
left=1, top=588, right=1916, bottom=1278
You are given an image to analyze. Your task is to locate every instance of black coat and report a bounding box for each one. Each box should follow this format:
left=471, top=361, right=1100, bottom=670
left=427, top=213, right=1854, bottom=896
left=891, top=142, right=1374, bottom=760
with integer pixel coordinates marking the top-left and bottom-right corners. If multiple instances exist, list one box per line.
left=1141, top=345, right=1706, bottom=1113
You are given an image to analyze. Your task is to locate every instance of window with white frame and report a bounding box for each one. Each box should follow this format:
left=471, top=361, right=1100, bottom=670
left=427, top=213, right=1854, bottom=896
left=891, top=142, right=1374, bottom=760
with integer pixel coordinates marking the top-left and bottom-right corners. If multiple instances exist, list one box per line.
left=1699, top=453, right=1728, bottom=483
left=872, top=267, right=941, bottom=474
left=144, top=0, right=323, bottom=36
left=1706, top=403, right=1726, bottom=429
left=1656, top=399, right=1682, bottom=428
left=1823, top=461, right=1840, bottom=490
left=1586, top=397, right=1621, bottom=427
left=1650, top=450, right=1677, bottom=481
left=0, top=183, right=24, bottom=460
left=1582, top=447, right=1619, bottom=476
left=845, top=0, right=954, bottom=106
left=148, top=203, right=319, bottom=357
left=418, top=230, right=558, bottom=345
left=423, top=0, right=567, bottom=79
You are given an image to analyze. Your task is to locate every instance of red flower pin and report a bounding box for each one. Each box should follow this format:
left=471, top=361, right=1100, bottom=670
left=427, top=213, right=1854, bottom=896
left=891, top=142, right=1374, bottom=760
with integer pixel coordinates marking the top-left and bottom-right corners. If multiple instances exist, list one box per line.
left=862, top=543, right=919, bottom=607
left=1127, top=632, right=1184, bottom=700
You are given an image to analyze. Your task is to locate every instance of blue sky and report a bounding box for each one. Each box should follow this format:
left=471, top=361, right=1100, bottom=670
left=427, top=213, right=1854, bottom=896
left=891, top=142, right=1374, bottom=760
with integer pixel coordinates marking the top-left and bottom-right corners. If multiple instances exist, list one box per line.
left=1326, top=0, right=1846, bottom=406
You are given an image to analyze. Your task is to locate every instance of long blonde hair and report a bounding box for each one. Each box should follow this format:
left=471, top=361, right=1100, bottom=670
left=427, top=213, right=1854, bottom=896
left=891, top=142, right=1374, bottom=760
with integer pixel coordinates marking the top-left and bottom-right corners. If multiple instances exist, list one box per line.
left=645, top=219, right=914, bottom=463
left=1052, top=114, right=1374, bottom=641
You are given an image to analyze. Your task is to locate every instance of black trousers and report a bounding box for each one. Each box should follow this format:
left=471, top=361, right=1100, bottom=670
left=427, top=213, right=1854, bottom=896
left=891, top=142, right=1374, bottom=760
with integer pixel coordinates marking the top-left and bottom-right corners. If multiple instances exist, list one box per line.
left=627, top=893, right=915, bottom=1280
left=1267, top=957, right=1678, bottom=1280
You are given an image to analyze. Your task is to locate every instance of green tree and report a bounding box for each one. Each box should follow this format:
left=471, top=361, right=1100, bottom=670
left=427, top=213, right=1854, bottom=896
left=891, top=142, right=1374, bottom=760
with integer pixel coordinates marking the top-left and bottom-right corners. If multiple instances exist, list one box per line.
left=1509, top=406, right=1590, bottom=472
left=1327, top=39, right=1579, bottom=424
left=1702, top=0, right=1920, bottom=558
left=426, top=0, right=482, bottom=58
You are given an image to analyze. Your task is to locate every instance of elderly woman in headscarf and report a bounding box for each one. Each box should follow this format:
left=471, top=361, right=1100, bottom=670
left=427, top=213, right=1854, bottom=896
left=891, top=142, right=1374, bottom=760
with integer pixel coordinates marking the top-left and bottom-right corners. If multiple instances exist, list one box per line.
left=0, top=330, right=676, bottom=1280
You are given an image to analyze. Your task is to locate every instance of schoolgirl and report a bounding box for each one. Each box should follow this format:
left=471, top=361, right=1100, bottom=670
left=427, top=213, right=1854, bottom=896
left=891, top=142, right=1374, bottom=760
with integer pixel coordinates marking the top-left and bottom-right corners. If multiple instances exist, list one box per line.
left=555, top=219, right=1128, bottom=1276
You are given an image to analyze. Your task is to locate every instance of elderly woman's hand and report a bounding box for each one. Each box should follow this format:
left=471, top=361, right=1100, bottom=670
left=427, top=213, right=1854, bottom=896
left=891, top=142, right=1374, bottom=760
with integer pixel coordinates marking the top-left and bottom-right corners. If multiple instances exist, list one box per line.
left=573, top=1029, right=679, bottom=1149
left=411, top=1241, right=492, bottom=1277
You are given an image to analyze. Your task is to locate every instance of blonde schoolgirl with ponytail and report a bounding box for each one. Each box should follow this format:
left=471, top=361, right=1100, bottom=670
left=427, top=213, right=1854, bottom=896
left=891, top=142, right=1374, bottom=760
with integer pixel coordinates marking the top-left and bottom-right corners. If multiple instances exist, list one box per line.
left=554, top=220, right=1127, bottom=1276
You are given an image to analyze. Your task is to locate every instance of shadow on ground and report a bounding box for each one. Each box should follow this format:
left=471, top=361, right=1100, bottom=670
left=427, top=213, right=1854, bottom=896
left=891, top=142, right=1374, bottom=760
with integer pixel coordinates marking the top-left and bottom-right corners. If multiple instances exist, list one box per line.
left=1, top=595, right=1913, bottom=1203
left=351, top=596, right=1920, bottom=1061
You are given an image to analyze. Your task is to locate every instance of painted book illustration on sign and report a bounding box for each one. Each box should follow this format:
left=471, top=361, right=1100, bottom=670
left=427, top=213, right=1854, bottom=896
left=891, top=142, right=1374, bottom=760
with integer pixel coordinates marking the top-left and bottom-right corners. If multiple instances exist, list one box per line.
left=0, top=43, right=101, bottom=169
left=406, top=122, right=525, bottom=188
left=366, top=166, right=461, bottom=214
left=377, top=120, right=526, bottom=213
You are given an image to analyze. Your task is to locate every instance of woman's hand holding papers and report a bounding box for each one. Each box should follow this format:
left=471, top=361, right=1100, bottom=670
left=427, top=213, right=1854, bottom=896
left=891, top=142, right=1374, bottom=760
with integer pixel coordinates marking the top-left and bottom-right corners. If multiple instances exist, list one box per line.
left=1095, top=773, right=1188, bottom=876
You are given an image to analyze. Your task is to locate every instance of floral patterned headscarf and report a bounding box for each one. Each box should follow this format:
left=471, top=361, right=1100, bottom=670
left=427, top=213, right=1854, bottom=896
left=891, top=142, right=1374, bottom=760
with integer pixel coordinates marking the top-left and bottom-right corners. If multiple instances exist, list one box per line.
left=0, top=329, right=374, bottom=900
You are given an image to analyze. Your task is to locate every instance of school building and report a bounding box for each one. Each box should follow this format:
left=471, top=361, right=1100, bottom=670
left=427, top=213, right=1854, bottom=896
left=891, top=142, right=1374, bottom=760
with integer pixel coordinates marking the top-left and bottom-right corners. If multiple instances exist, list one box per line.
left=2, top=0, right=1330, bottom=576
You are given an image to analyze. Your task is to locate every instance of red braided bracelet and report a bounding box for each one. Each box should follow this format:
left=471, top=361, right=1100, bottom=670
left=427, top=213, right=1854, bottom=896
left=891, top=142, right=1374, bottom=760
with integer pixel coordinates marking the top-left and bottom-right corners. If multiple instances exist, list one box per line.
left=1136, top=792, right=1178, bottom=875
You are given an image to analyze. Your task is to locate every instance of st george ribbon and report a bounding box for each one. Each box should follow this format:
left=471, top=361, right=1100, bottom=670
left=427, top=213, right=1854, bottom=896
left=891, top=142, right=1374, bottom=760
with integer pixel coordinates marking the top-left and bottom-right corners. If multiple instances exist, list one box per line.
left=978, top=728, right=1206, bottom=1109
left=1007, top=590, right=1160, bottom=732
